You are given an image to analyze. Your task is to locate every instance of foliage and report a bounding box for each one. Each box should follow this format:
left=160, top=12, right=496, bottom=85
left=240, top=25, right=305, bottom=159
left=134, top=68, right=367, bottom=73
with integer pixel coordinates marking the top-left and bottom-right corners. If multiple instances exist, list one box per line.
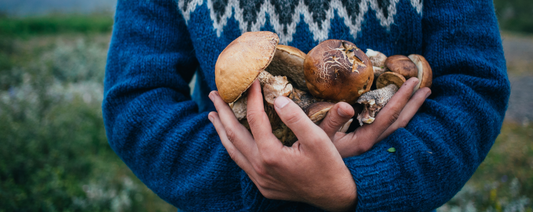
left=439, top=122, right=533, bottom=212
left=0, top=13, right=113, bottom=37
left=0, top=34, right=175, bottom=212
left=494, top=0, right=533, bottom=34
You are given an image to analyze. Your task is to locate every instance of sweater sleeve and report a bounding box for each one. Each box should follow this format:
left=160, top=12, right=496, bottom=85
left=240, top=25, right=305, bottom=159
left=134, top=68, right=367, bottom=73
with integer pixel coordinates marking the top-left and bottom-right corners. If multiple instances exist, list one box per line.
left=347, top=0, right=510, bottom=211
left=102, top=0, right=280, bottom=211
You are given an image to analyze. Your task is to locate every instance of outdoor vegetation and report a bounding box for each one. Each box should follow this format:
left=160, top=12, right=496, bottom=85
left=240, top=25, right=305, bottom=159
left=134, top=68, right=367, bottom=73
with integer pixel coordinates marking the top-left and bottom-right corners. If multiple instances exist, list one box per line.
left=1, top=2, right=532, bottom=211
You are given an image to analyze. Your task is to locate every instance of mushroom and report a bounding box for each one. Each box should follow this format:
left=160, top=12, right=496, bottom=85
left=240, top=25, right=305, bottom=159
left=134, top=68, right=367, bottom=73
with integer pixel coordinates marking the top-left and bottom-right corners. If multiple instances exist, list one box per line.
left=385, top=55, right=419, bottom=79
left=356, top=53, right=433, bottom=125
left=265, top=45, right=308, bottom=91
left=304, top=40, right=374, bottom=104
left=356, top=72, right=406, bottom=125
left=408, top=54, right=432, bottom=92
left=215, top=32, right=325, bottom=146
left=366, top=49, right=388, bottom=78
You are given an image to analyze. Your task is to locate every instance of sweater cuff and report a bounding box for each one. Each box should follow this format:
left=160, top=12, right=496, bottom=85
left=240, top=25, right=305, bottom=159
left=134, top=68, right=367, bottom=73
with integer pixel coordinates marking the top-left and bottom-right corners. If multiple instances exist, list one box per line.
left=344, top=132, right=409, bottom=211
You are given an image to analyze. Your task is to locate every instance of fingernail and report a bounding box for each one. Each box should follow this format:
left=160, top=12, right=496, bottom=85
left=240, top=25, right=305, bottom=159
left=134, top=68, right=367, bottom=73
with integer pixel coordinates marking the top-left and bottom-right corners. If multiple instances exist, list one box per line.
left=426, top=90, right=432, bottom=98
left=208, top=91, right=215, bottom=101
left=208, top=113, right=214, bottom=122
left=274, top=96, right=290, bottom=108
left=338, top=106, right=350, bottom=118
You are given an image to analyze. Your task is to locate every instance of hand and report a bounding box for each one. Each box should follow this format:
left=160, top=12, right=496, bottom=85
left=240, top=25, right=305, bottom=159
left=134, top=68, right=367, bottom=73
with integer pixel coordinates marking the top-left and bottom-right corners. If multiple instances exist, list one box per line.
left=209, top=81, right=356, bottom=212
left=318, top=77, right=432, bottom=158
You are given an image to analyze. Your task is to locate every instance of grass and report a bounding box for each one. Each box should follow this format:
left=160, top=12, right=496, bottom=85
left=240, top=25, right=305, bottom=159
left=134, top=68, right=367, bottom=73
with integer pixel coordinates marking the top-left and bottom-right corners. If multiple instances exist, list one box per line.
left=494, top=0, right=533, bottom=34
left=0, top=33, right=176, bottom=212
left=0, top=13, right=114, bottom=37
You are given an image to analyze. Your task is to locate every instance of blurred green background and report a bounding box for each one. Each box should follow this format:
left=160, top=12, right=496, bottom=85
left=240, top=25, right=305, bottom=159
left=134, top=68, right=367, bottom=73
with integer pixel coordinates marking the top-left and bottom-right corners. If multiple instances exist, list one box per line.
left=0, top=0, right=532, bottom=211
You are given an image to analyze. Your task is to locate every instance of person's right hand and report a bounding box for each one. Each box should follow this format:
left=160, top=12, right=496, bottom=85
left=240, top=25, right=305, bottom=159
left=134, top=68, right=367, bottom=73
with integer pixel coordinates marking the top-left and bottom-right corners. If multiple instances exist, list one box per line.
left=318, top=77, right=431, bottom=158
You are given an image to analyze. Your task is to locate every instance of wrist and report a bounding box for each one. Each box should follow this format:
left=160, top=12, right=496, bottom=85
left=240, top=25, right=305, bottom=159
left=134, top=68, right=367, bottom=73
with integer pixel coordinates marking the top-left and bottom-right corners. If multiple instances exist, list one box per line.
left=307, top=176, right=357, bottom=212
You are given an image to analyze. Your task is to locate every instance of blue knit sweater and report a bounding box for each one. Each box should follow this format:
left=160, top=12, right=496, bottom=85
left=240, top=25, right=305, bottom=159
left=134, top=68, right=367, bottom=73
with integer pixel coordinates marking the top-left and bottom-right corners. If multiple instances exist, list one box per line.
left=103, top=0, right=510, bottom=211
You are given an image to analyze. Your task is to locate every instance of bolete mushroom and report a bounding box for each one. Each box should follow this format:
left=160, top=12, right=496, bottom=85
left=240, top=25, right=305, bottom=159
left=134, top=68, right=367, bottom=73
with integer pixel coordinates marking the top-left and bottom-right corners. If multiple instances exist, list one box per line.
left=385, top=55, right=419, bottom=79
left=215, top=32, right=327, bottom=146
left=304, top=40, right=374, bottom=104
left=356, top=72, right=406, bottom=125
left=356, top=53, right=433, bottom=125
left=408, top=54, right=432, bottom=92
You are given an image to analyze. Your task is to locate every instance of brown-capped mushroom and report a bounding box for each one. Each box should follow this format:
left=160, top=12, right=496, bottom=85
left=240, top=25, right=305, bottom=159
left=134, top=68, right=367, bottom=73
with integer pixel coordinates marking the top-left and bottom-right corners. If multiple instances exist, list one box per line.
left=304, top=40, right=374, bottom=104
left=215, top=31, right=279, bottom=103
left=356, top=72, right=406, bottom=125
left=265, top=45, right=308, bottom=91
left=304, top=102, right=353, bottom=133
left=385, top=55, right=418, bottom=79
left=408, top=54, right=433, bottom=91
left=215, top=32, right=322, bottom=146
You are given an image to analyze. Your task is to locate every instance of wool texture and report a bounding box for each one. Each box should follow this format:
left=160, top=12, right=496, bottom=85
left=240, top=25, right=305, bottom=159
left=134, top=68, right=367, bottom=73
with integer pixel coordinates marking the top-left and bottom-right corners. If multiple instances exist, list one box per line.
left=103, top=0, right=510, bottom=211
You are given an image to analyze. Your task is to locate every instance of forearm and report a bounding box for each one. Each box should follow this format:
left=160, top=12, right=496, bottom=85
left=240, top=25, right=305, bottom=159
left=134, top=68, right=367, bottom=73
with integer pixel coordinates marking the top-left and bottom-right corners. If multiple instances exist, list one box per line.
left=346, top=0, right=510, bottom=211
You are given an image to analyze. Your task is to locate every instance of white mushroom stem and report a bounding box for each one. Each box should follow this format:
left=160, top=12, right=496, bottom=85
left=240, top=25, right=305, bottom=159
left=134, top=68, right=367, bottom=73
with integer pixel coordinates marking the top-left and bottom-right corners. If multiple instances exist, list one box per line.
left=356, top=84, right=399, bottom=125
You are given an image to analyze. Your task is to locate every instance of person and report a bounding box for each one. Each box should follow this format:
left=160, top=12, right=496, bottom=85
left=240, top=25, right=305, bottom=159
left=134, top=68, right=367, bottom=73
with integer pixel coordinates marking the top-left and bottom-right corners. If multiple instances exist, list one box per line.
left=102, top=0, right=510, bottom=211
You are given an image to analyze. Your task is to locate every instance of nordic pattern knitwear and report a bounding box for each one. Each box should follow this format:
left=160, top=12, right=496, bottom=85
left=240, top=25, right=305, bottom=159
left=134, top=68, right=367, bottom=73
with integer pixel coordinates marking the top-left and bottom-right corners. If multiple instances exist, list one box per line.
left=103, top=0, right=510, bottom=211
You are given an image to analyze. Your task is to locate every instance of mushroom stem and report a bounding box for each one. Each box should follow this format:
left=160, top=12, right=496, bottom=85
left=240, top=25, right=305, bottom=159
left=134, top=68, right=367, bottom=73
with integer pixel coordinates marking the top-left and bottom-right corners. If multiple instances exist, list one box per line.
left=356, top=84, right=399, bottom=125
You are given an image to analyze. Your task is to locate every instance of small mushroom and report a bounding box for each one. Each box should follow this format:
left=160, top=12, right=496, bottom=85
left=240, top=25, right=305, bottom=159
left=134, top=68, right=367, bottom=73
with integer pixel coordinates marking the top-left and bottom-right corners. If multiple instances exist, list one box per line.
left=305, top=102, right=336, bottom=123
left=356, top=72, right=406, bottom=125
left=304, top=40, right=374, bottom=104
left=385, top=55, right=418, bottom=79
left=366, top=49, right=388, bottom=78
left=408, top=54, right=432, bottom=92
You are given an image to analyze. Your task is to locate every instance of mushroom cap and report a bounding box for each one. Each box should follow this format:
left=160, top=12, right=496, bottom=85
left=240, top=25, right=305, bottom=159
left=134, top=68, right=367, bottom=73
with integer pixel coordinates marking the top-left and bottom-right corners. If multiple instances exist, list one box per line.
left=215, top=31, right=280, bottom=103
left=265, top=45, right=308, bottom=91
left=304, top=39, right=374, bottom=104
left=385, top=55, right=418, bottom=79
left=376, top=72, right=406, bottom=89
left=305, top=102, right=335, bottom=123
left=408, top=54, right=433, bottom=91
left=366, top=49, right=387, bottom=68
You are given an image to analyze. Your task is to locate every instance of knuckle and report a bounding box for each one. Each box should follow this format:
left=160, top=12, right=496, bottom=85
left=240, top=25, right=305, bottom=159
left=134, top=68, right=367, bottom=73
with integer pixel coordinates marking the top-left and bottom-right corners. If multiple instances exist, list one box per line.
left=256, top=178, right=271, bottom=190
left=282, top=112, right=303, bottom=126
left=246, top=110, right=263, bottom=126
left=325, top=117, right=344, bottom=130
left=261, top=153, right=279, bottom=167
left=387, top=110, right=401, bottom=125
left=225, top=128, right=238, bottom=143
left=253, top=163, right=268, bottom=177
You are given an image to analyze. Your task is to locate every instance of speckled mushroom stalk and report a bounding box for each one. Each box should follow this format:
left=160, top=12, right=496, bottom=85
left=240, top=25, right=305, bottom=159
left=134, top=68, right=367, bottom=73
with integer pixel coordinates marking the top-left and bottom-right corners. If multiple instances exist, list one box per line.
left=356, top=72, right=405, bottom=125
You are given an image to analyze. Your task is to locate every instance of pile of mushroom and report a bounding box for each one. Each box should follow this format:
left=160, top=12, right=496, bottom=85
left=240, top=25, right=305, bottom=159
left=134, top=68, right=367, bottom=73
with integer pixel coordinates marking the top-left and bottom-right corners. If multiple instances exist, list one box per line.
left=215, top=31, right=432, bottom=146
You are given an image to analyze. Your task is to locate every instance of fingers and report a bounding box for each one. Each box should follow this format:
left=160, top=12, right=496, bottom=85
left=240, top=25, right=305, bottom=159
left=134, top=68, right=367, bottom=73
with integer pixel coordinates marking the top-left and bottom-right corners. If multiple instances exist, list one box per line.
left=274, top=96, right=329, bottom=148
left=319, top=102, right=354, bottom=140
left=357, top=77, right=420, bottom=141
left=377, top=87, right=431, bottom=141
left=245, top=80, right=281, bottom=150
left=209, top=90, right=257, bottom=159
left=208, top=112, right=254, bottom=174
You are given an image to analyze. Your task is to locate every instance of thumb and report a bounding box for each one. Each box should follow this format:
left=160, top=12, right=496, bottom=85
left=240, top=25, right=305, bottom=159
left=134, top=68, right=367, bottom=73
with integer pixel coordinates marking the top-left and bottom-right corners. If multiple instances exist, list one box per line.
left=274, top=96, right=330, bottom=147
